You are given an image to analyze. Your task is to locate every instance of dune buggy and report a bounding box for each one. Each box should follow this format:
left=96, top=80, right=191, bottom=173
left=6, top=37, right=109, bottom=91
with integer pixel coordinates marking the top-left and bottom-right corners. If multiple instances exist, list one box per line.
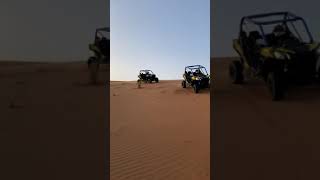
left=182, top=65, right=210, bottom=93
left=87, top=27, right=110, bottom=84
left=231, top=12, right=320, bottom=100
left=137, top=70, right=159, bottom=84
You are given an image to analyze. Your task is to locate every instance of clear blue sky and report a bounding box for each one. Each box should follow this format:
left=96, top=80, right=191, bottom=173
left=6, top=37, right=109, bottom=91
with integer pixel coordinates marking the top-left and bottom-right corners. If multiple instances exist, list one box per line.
left=110, top=0, right=210, bottom=81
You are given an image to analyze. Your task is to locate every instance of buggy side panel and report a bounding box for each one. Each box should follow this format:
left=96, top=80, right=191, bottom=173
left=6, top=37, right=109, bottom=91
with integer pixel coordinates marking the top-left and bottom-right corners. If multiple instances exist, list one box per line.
left=89, top=44, right=103, bottom=58
left=260, top=47, right=274, bottom=58
left=233, top=39, right=250, bottom=68
left=233, top=39, right=244, bottom=58
left=307, top=42, right=320, bottom=51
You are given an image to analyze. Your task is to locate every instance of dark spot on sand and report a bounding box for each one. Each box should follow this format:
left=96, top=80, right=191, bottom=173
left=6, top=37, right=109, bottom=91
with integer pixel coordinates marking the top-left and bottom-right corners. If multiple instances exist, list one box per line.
left=9, top=102, right=24, bottom=109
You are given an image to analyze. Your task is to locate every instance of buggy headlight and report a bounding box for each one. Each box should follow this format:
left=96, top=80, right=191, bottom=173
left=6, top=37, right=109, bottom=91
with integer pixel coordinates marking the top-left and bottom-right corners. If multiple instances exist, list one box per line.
left=274, top=51, right=285, bottom=59
left=286, top=54, right=291, bottom=59
left=274, top=51, right=290, bottom=60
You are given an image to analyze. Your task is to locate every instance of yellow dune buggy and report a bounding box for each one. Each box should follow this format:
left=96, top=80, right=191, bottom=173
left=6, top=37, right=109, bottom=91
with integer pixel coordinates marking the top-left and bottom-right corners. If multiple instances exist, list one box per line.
left=231, top=12, right=320, bottom=100
left=87, top=27, right=110, bottom=84
left=182, top=65, right=210, bottom=93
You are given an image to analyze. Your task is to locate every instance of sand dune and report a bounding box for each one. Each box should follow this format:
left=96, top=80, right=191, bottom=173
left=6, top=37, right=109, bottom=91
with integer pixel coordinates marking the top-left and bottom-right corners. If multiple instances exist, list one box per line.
left=212, top=58, right=320, bottom=180
left=111, top=80, right=210, bottom=180
left=0, top=62, right=107, bottom=180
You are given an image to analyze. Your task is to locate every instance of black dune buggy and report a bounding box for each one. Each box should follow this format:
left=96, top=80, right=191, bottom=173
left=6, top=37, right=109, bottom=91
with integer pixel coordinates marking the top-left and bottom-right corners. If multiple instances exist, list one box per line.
left=87, top=27, right=110, bottom=83
left=138, top=70, right=159, bottom=83
left=182, top=65, right=210, bottom=93
left=231, top=12, right=320, bottom=100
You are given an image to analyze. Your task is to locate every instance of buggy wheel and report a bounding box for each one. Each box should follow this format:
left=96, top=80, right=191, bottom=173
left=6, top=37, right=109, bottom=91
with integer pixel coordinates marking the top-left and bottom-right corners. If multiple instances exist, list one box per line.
left=182, top=80, right=186, bottom=88
left=316, top=67, right=320, bottom=83
left=87, top=57, right=93, bottom=68
left=193, top=83, right=200, bottom=93
left=155, top=78, right=159, bottom=83
left=229, top=60, right=244, bottom=84
left=267, top=71, right=284, bottom=101
left=89, top=61, right=99, bottom=84
left=137, top=79, right=142, bottom=88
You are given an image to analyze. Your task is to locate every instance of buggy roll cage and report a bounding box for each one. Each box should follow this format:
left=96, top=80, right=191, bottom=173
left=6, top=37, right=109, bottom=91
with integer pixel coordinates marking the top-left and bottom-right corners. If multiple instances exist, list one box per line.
left=239, top=12, right=314, bottom=44
left=94, top=27, right=110, bottom=43
left=185, top=65, right=208, bottom=75
left=139, top=70, right=154, bottom=74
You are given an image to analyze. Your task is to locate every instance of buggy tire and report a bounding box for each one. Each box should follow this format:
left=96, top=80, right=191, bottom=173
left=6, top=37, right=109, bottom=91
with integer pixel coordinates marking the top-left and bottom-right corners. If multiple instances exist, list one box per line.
left=87, top=56, right=96, bottom=69
left=89, top=61, right=99, bottom=84
left=267, top=71, right=284, bottom=101
left=229, top=60, right=244, bottom=84
left=193, top=83, right=200, bottom=93
left=182, top=80, right=186, bottom=88
left=155, top=78, right=159, bottom=83
left=316, top=67, right=320, bottom=83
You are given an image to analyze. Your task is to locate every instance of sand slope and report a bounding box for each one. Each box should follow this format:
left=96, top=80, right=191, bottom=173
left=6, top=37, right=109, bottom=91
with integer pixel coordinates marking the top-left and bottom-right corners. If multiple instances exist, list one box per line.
left=111, top=80, right=210, bottom=180
left=0, top=62, right=107, bottom=180
left=212, top=58, right=320, bottom=180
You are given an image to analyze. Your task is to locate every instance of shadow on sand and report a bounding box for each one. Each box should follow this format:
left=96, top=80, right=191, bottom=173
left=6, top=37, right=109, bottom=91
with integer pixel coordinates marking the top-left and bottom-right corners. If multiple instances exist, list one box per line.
left=285, top=83, right=320, bottom=102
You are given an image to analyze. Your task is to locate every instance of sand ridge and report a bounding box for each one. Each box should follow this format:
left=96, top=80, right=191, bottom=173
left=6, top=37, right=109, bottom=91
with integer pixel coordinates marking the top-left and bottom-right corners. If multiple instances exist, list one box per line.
left=111, top=80, right=210, bottom=180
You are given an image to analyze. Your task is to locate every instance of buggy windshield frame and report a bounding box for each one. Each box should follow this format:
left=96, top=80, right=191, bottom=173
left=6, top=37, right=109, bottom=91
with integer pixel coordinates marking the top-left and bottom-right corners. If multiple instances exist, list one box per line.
left=239, top=12, right=314, bottom=45
left=139, top=70, right=155, bottom=75
left=95, top=27, right=110, bottom=43
left=185, top=65, right=208, bottom=76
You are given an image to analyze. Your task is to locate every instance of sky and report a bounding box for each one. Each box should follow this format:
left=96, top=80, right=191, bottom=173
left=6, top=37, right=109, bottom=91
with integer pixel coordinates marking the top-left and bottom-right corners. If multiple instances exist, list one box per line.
left=110, top=0, right=210, bottom=81
left=211, top=0, right=320, bottom=57
left=0, top=0, right=109, bottom=62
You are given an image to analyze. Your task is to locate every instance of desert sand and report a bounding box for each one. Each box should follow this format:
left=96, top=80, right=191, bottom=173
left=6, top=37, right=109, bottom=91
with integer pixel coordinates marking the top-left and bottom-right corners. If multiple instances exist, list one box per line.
left=212, top=57, right=320, bottom=180
left=1, top=61, right=107, bottom=180
left=110, top=80, right=210, bottom=180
